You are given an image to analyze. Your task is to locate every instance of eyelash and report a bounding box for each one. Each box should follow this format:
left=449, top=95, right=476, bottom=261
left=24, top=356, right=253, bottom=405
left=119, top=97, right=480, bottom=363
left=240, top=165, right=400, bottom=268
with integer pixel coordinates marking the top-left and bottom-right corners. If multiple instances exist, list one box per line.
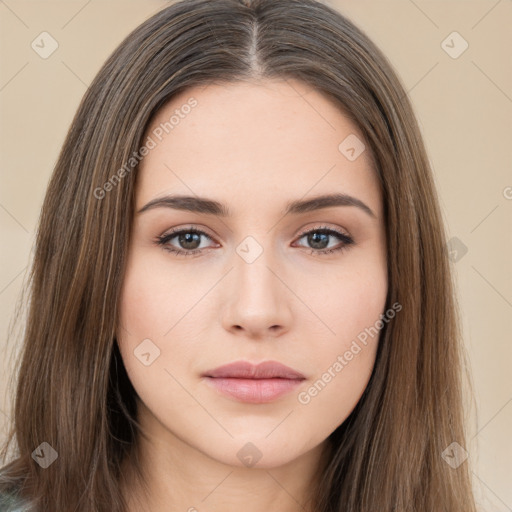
left=154, top=225, right=355, bottom=258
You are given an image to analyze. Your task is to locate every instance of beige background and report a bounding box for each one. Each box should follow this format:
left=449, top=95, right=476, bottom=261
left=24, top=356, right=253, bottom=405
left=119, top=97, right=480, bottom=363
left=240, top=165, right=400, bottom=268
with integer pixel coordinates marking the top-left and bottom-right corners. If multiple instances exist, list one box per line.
left=1, top=1, right=511, bottom=510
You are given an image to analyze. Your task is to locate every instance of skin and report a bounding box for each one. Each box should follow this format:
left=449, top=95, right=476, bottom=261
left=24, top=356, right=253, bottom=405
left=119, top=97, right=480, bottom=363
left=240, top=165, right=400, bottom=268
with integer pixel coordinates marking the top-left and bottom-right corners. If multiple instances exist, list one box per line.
left=117, top=78, right=388, bottom=512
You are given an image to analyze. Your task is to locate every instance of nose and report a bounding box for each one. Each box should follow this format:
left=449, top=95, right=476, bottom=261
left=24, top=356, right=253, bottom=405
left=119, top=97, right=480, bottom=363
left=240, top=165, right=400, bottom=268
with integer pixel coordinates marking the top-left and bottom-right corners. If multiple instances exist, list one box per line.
left=221, top=245, right=293, bottom=339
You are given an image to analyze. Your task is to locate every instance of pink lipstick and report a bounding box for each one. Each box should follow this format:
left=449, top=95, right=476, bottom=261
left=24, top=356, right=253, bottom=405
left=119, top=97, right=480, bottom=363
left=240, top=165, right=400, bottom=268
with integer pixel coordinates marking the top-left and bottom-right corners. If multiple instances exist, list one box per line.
left=202, top=360, right=305, bottom=403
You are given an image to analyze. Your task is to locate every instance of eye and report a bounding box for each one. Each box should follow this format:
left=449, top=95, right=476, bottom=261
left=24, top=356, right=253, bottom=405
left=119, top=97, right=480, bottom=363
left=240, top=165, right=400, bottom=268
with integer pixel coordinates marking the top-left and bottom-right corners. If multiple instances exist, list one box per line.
left=154, top=225, right=355, bottom=257
left=155, top=226, right=217, bottom=257
left=293, top=225, right=355, bottom=256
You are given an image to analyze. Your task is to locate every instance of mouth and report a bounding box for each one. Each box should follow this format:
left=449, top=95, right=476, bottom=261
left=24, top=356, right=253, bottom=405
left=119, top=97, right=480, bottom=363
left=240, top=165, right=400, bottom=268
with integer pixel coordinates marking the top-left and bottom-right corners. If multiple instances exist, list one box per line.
left=202, top=360, right=306, bottom=404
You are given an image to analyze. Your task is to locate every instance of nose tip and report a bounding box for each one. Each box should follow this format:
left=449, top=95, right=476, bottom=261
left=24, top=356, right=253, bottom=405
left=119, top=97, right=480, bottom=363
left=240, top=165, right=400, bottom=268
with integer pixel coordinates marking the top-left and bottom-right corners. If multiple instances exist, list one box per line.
left=222, top=255, right=292, bottom=338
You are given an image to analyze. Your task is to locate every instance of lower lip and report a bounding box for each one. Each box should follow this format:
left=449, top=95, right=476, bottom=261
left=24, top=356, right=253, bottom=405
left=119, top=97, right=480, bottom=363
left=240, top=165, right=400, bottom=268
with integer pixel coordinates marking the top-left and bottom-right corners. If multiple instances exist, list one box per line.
left=204, top=377, right=304, bottom=403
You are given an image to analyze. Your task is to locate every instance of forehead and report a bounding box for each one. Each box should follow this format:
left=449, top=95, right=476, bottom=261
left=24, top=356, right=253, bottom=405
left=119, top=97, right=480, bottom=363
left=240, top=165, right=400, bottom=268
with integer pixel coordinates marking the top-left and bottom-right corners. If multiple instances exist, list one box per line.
left=136, top=79, right=381, bottom=217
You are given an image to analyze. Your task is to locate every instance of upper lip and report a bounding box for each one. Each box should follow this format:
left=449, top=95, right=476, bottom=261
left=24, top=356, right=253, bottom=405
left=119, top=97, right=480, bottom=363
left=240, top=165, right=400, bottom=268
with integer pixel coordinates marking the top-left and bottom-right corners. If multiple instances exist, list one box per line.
left=203, top=360, right=305, bottom=380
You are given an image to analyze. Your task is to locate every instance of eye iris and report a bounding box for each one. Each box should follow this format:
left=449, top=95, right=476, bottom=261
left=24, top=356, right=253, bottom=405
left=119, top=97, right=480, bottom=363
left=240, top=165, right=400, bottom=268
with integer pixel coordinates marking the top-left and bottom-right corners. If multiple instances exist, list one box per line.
left=178, top=232, right=201, bottom=250
left=308, top=232, right=329, bottom=249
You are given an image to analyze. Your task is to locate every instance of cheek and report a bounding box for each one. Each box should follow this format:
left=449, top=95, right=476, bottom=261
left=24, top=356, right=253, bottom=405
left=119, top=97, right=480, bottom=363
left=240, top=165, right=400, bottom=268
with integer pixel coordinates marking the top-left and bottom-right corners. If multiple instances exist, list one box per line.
left=305, top=259, right=387, bottom=358
left=116, top=251, right=208, bottom=401
left=296, top=261, right=387, bottom=421
left=116, top=259, right=189, bottom=417
left=117, top=251, right=197, bottom=339
left=118, top=270, right=164, bottom=338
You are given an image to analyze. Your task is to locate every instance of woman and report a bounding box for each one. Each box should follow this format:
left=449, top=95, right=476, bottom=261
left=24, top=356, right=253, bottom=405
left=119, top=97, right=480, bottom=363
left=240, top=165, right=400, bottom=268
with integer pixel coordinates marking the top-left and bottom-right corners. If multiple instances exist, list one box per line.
left=0, top=0, right=477, bottom=510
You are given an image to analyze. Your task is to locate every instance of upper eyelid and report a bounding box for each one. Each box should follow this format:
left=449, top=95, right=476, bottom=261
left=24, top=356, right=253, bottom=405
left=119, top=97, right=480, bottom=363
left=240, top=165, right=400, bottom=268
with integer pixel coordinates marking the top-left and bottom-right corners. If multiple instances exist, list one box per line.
left=160, top=226, right=216, bottom=241
left=296, top=225, right=350, bottom=238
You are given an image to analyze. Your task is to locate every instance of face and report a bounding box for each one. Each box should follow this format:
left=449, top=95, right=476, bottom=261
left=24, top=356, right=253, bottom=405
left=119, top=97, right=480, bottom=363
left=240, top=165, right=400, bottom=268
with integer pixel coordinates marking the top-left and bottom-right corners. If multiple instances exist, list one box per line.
left=117, top=79, right=388, bottom=470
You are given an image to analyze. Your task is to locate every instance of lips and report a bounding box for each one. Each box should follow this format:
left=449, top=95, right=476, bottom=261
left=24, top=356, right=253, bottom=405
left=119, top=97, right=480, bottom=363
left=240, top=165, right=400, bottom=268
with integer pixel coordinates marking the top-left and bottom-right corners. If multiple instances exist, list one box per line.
left=203, top=360, right=305, bottom=380
left=202, top=360, right=305, bottom=403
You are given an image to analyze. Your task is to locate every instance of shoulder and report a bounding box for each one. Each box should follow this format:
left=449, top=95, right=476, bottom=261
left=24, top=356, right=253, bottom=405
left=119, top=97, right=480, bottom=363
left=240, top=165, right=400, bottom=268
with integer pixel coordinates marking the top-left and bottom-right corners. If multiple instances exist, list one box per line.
left=0, top=467, right=35, bottom=512
left=0, top=489, right=32, bottom=512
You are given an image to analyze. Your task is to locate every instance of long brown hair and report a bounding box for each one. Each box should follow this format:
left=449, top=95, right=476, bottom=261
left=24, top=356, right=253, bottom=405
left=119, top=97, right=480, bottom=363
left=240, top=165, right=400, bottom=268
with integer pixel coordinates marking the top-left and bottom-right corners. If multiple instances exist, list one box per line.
left=0, top=0, right=476, bottom=510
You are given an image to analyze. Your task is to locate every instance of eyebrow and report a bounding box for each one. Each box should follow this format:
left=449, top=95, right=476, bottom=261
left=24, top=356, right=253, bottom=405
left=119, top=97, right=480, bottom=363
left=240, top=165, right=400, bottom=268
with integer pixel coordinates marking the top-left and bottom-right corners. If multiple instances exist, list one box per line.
left=137, top=192, right=376, bottom=218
